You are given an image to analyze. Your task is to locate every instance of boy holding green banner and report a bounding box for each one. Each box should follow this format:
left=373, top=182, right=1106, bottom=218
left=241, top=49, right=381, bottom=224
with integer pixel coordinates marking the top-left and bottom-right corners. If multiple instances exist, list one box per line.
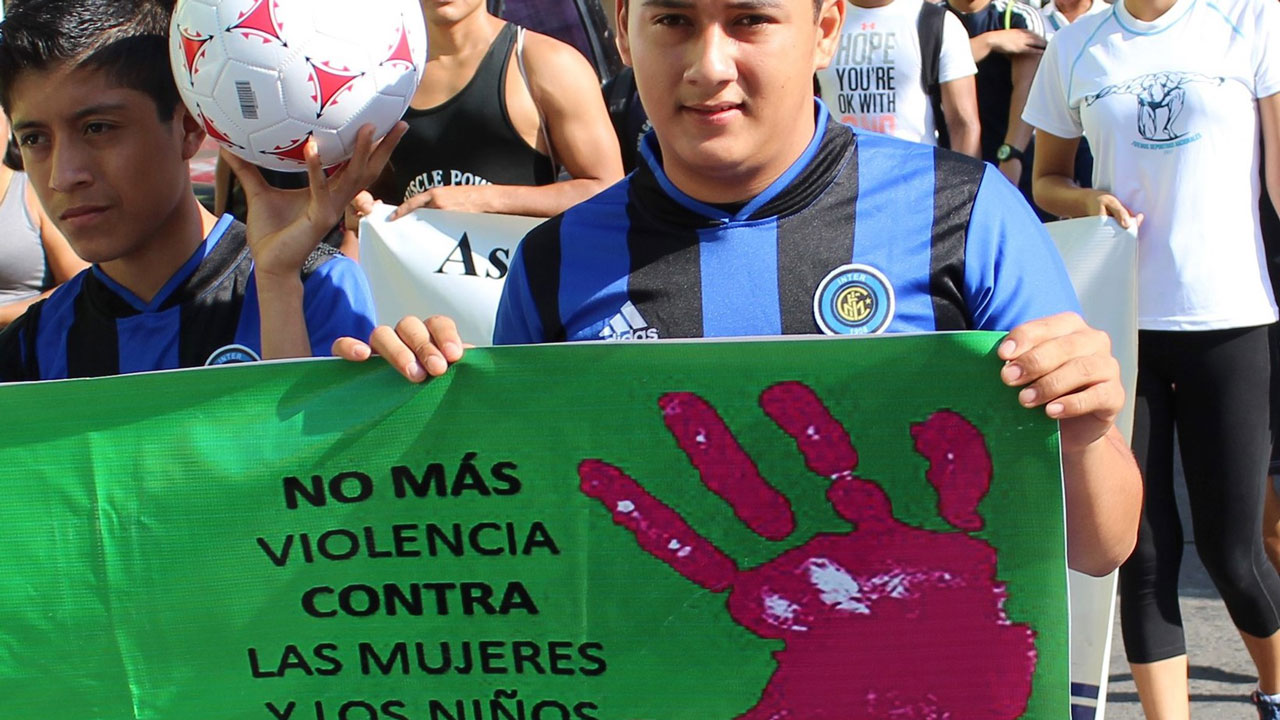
left=338, top=0, right=1140, bottom=580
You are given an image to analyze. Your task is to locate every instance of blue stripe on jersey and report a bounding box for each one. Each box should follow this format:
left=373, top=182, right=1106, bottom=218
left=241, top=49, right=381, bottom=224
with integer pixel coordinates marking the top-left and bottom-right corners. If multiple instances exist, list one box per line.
left=851, top=133, right=938, bottom=331
left=89, top=214, right=235, bottom=371
left=34, top=272, right=86, bottom=380
left=299, top=257, right=377, bottom=356
left=964, top=165, right=1081, bottom=329
left=492, top=247, right=544, bottom=344
left=557, top=183, right=632, bottom=337
left=117, top=309, right=180, bottom=374
left=698, top=221, right=782, bottom=336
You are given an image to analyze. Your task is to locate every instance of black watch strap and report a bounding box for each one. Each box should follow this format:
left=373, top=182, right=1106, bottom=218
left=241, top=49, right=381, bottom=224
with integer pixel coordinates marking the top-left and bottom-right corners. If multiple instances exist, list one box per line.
left=997, top=143, right=1025, bottom=163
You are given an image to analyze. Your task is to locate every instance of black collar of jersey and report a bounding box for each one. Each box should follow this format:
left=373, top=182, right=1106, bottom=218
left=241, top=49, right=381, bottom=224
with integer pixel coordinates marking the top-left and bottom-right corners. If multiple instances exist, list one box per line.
left=84, top=216, right=249, bottom=319
left=630, top=99, right=856, bottom=229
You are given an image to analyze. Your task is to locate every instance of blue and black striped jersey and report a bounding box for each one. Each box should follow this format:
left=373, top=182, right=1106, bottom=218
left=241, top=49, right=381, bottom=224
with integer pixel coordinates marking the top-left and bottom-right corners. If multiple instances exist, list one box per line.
left=494, top=103, right=1079, bottom=345
left=0, top=214, right=376, bottom=381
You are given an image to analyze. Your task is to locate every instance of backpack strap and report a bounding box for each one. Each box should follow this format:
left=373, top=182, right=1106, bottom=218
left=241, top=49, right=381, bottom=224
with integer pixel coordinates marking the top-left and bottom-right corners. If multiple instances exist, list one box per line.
left=917, top=1, right=950, bottom=148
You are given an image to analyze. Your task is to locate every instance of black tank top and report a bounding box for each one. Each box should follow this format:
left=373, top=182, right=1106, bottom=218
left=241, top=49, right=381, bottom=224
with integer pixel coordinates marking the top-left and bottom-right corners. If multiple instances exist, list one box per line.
left=390, top=23, right=555, bottom=202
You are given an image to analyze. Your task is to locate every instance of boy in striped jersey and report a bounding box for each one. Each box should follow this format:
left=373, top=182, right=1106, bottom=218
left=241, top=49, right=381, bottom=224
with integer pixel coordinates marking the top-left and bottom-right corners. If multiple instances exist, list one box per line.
left=338, top=0, right=1141, bottom=577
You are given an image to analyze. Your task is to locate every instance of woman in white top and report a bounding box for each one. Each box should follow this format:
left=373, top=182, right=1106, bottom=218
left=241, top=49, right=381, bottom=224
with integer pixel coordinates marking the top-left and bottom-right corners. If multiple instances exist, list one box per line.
left=1023, top=0, right=1280, bottom=715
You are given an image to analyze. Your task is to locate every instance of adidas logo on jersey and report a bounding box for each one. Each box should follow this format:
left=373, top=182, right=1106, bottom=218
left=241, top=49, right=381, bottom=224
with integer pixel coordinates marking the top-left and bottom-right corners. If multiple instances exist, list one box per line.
left=599, top=301, right=659, bottom=341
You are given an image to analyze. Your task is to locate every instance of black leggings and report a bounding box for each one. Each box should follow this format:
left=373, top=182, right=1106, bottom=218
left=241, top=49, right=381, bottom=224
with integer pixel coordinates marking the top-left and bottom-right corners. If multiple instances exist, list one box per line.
left=1120, top=326, right=1280, bottom=663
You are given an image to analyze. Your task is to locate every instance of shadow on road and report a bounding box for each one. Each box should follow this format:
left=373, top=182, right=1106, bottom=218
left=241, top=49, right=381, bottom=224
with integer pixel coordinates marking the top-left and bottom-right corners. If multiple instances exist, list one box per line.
left=1111, top=665, right=1257, bottom=685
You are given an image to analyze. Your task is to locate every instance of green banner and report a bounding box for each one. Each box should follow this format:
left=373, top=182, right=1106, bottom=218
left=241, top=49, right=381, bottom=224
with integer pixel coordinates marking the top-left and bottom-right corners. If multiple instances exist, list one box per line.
left=0, top=333, right=1066, bottom=719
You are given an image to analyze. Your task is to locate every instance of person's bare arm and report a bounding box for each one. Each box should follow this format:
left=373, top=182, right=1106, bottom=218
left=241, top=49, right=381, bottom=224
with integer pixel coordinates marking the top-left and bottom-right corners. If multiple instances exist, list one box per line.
left=1262, top=92, right=1280, bottom=219
left=0, top=183, right=89, bottom=327
left=940, top=75, right=981, bottom=158
left=391, top=34, right=624, bottom=219
left=1032, top=130, right=1142, bottom=226
left=997, top=53, right=1040, bottom=184
left=213, top=154, right=232, bottom=217
left=969, top=28, right=1045, bottom=63
left=226, top=123, right=406, bottom=360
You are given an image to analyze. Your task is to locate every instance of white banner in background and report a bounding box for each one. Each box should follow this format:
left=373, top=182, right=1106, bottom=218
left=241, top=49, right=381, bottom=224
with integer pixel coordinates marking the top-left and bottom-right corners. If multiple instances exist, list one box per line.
left=360, top=209, right=1141, bottom=720
left=1047, top=216, right=1140, bottom=720
left=358, top=203, right=542, bottom=345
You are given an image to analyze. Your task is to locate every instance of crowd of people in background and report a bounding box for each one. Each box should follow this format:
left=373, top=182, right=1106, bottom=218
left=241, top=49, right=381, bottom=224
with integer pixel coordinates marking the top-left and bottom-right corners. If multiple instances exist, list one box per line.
left=0, top=0, right=1277, bottom=716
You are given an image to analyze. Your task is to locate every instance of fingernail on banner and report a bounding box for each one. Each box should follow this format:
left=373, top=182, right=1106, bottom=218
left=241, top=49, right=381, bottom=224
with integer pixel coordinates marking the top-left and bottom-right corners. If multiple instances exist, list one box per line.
left=0, top=334, right=1067, bottom=719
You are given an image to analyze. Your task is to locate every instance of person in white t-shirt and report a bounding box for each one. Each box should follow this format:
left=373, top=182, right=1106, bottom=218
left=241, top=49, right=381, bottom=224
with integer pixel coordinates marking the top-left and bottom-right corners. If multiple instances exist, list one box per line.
left=1023, top=0, right=1280, bottom=716
left=817, top=0, right=981, bottom=157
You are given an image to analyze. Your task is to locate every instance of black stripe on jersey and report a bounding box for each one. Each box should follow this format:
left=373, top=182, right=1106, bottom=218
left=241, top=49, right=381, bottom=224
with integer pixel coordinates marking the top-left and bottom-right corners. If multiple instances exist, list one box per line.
left=0, top=301, right=42, bottom=381
left=626, top=184, right=703, bottom=339
left=751, top=120, right=856, bottom=222
left=776, top=134, right=859, bottom=335
left=521, top=214, right=565, bottom=342
left=930, top=148, right=985, bottom=331
left=178, top=225, right=254, bottom=367
left=66, top=280, right=120, bottom=378
left=630, top=158, right=721, bottom=230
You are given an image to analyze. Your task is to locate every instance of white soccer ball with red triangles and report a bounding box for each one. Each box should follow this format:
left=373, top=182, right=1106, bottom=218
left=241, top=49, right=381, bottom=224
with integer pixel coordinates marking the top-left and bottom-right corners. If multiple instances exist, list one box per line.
left=169, top=0, right=426, bottom=172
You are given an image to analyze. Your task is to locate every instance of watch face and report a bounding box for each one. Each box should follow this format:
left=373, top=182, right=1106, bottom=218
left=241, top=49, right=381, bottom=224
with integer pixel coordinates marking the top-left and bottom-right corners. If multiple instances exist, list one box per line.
left=997, top=145, right=1012, bottom=162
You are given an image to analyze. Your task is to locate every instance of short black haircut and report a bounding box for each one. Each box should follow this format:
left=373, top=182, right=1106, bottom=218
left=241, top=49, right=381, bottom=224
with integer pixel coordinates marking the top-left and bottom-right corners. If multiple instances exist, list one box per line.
left=0, top=0, right=180, bottom=121
left=3, top=134, right=22, bottom=171
left=619, top=0, right=827, bottom=20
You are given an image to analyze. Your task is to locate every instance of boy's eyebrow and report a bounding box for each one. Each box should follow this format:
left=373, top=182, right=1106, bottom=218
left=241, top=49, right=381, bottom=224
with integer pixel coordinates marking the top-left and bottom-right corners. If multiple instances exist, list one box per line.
left=12, top=102, right=131, bottom=131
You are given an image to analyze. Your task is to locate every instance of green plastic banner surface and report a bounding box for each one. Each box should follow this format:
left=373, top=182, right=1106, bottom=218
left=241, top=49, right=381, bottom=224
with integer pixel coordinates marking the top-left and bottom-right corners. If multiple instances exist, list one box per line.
left=0, top=334, right=1067, bottom=719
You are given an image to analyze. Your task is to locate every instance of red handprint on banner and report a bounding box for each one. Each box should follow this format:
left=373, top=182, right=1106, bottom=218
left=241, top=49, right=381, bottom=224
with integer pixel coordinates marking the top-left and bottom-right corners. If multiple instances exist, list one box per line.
left=579, top=382, right=1036, bottom=719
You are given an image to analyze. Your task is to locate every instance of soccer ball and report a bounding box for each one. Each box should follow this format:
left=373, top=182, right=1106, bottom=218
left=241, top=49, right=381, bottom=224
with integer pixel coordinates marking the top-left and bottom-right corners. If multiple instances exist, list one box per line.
left=169, top=0, right=427, bottom=172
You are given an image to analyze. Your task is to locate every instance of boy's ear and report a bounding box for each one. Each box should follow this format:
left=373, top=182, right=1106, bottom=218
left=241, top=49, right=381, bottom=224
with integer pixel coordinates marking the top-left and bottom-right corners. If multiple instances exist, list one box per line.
left=616, top=0, right=633, bottom=67
left=813, top=0, right=845, bottom=71
left=178, top=105, right=206, bottom=162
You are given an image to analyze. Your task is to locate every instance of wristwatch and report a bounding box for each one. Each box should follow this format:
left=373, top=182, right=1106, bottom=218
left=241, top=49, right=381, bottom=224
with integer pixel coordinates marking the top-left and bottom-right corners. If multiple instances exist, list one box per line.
left=996, top=143, right=1025, bottom=163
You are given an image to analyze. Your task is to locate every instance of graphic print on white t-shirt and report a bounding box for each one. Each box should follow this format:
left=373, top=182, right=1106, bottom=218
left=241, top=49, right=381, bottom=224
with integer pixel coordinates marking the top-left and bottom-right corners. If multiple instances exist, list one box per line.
left=1083, top=71, right=1225, bottom=149
left=817, top=0, right=975, bottom=144
left=828, top=17, right=902, bottom=134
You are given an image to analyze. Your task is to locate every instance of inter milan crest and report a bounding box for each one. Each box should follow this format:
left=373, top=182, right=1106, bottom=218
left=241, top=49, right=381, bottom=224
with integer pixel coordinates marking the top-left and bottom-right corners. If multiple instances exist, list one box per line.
left=813, top=263, right=895, bottom=335
left=206, top=344, right=262, bottom=366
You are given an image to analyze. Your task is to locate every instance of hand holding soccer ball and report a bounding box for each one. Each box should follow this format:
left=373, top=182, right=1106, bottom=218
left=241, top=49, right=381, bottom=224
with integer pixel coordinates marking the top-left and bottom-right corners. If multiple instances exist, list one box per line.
left=169, top=0, right=426, bottom=171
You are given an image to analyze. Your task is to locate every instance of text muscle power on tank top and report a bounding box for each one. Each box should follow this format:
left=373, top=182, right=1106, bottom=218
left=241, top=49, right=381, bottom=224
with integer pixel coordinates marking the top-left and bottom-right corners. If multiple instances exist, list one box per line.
left=390, top=23, right=555, bottom=202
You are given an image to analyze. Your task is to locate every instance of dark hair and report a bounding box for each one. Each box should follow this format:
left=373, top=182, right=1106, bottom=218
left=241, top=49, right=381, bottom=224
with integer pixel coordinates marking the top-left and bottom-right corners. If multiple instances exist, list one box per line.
left=3, top=133, right=22, bottom=170
left=0, top=0, right=180, bottom=121
left=619, top=0, right=825, bottom=20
